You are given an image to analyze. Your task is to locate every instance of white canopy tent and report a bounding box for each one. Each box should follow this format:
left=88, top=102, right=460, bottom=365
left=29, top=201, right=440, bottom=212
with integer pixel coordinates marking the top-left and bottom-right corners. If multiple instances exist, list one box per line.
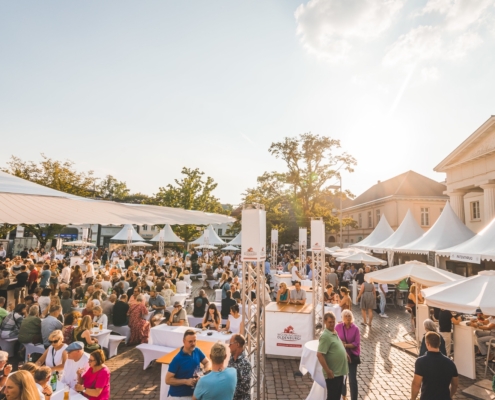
left=229, top=232, right=241, bottom=246
left=336, top=252, right=387, bottom=266
left=351, top=215, right=394, bottom=249
left=307, top=247, right=345, bottom=255
left=128, top=241, right=153, bottom=247
left=190, top=225, right=226, bottom=245
left=197, top=244, right=217, bottom=249
left=0, top=171, right=235, bottom=226
left=436, top=217, right=495, bottom=263
left=110, top=224, right=144, bottom=242
left=62, top=240, right=96, bottom=247
left=150, top=224, right=184, bottom=243
left=223, top=245, right=240, bottom=251
left=394, top=202, right=475, bottom=256
left=331, top=248, right=370, bottom=257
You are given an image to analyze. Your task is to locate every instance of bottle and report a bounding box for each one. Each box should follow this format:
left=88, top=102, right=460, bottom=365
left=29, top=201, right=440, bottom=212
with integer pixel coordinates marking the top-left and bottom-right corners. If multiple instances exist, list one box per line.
left=108, top=286, right=112, bottom=295
left=50, top=372, right=58, bottom=391
left=27, top=354, right=32, bottom=362
left=63, top=385, right=70, bottom=400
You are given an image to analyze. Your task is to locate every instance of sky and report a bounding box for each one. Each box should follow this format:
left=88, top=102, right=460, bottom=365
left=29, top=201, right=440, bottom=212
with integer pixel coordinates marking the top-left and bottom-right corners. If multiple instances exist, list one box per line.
left=1, top=0, right=495, bottom=206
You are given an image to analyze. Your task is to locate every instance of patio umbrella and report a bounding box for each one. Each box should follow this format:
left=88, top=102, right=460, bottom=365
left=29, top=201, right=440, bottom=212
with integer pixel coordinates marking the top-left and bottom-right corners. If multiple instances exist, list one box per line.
left=364, top=261, right=465, bottom=287
left=421, top=270, right=495, bottom=315
left=62, top=240, right=96, bottom=247
left=336, top=252, right=387, bottom=266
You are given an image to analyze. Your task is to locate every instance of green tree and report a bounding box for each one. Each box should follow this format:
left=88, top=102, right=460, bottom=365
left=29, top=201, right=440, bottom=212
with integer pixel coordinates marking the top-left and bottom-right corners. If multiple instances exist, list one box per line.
left=23, top=224, right=66, bottom=249
left=98, top=175, right=130, bottom=201
left=152, top=167, right=226, bottom=243
left=0, top=224, right=16, bottom=239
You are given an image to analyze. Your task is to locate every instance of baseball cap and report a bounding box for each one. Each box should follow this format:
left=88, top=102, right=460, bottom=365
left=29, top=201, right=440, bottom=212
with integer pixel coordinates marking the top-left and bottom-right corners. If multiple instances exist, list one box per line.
left=66, top=341, right=84, bottom=353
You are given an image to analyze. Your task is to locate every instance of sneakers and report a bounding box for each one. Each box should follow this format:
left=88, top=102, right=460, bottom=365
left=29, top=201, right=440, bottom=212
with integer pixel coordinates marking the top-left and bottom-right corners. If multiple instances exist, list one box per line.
left=379, top=314, right=389, bottom=318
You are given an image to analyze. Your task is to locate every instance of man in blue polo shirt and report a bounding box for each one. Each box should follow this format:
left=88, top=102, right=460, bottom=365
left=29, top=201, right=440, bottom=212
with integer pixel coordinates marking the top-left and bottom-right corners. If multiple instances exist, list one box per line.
left=166, top=329, right=211, bottom=400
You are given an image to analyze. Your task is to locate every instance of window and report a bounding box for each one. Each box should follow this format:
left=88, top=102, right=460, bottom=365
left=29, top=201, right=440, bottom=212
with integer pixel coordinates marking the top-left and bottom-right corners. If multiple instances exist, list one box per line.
left=376, top=209, right=381, bottom=223
left=344, top=238, right=348, bottom=243
left=358, top=213, right=362, bottom=228
left=368, top=211, right=372, bottom=228
left=218, top=228, right=223, bottom=236
left=350, top=239, right=354, bottom=243
left=471, top=201, right=480, bottom=220
left=142, top=225, right=148, bottom=231
left=421, top=208, right=429, bottom=226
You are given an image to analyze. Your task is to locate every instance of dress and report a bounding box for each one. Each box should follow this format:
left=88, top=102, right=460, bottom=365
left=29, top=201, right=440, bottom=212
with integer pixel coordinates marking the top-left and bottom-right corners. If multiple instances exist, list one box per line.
left=360, top=282, right=376, bottom=310
left=128, top=303, right=150, bottom=345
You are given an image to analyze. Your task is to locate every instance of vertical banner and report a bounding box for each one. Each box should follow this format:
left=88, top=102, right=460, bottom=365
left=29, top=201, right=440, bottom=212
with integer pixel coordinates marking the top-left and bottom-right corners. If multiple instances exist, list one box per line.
left=299, top=228, right=307, bottom=247
left=271, top=229, right=278, bottom=244
left=310, top=220, right=325, bottom=251
left=242, top=207, right=267, bottom=261
left=82, top=228, right=89, bottom=242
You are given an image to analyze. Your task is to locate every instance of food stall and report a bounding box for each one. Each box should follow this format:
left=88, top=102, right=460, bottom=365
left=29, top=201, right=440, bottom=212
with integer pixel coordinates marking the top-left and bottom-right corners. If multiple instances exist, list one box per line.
left=272, top=273, right=293, bottom=291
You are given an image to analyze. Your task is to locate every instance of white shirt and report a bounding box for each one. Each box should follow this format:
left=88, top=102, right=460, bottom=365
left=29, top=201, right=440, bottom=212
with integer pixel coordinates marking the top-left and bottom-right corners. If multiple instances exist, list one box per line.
left=380, top=284, right=389, bottom=294
left=60, top=266, right=71, bottom=284
left=61, top=352, right=90, bottom=389
left=101, top=281, right=111, bottom=293
left=176, top=280, right=188, bottom=294
left=86, top=263, right=94, bottom=278
left=222, top=255, right=231, bottom=267
left=228, top=314, right=242, bottom=334
left=38, top=296, right=51, bottom=314
left=93, top=313, right=108, bottom=329
left=291, top=266, right=300, bottom=281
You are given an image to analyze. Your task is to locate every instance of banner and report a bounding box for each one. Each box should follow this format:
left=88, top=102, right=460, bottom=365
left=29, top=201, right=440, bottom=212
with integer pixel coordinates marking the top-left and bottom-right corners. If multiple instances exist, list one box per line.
left=450, top=252, right=481, bottom=264
left=241, top=207, right=267, bottom=261
left=271, top=229, right=278, bottom=244
left=299, top=228, right=307, bottom=246
left=310, top=219, right=325, bottom=251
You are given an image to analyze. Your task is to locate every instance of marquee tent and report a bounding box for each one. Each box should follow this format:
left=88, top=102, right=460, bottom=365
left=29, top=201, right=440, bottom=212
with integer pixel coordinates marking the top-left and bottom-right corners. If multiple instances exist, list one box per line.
left=150, top=224, right=184, bottom=243
left=229, top=232, right=241, bottom=246
left=129, top=241, right=153, bottom=247
left=190, top=225, right=226, bottom=245
left=331, top=248, right=370, bottom=257
left=110, top=224, right=144, bottom=241
left=223, top=245, right=240, bottom=251
left=436, top=217, right=495, bottom=263
left=336, top=252, right=387, bottom=266
left=394, top=202, right=474, bottom=255
left=62, top=240, right=96, bottom=247
left=351, top=215, right=394, bottom=249
left=0, top=171, right=234, bottom=226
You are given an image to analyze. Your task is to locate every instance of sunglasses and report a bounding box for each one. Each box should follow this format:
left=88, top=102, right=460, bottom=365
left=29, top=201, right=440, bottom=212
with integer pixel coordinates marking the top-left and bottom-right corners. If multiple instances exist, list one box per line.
left=49, top=339, right=60, bottom=344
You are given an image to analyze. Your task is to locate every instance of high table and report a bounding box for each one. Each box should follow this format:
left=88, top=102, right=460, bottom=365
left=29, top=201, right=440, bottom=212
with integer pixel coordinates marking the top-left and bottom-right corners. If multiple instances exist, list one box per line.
left=90, top=328, right=112, bottom=349
left=171, top=293, right=189, bottom=306
left=299, top=340, right=326, bottom=400
left=454, top=321, right=476, bottom=379
left=272, top=274, right=293, bottom=291
left=157, top=340, right=230, bottom=400
left=288, top=285, right=313, bottom=304
left=149, top=325, right=232, bottom=348
left=324, top=304, right=342, bottom=322
left=51, top=380, right=86, bottom=400
left=265, top=302, right=314, bottom=358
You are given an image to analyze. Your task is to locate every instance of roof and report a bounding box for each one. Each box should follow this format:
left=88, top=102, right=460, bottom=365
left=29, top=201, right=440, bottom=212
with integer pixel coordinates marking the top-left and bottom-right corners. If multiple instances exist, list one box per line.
left=344, top=170, right=447, bottom=210
left=350, top=214, right=394, bottom=249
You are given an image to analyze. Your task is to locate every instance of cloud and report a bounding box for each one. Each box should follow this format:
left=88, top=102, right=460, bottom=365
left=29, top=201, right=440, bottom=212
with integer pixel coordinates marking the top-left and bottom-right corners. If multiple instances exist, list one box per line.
left=295, top=0, right=405, bottom=62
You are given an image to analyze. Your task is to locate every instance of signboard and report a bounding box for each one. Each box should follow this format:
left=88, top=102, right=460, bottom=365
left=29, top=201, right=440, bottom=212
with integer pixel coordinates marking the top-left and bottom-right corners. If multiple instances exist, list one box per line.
left=427, top=251, right=435, bottom=266
left=241, top=207, right=267, bottom=261
left=450, top=252, right=481, bottom=264
left=271, top=229, right=278, bottom=244
left=299, top=228, right=307, bottom=246
left=310, top=219, right=325, bottom=251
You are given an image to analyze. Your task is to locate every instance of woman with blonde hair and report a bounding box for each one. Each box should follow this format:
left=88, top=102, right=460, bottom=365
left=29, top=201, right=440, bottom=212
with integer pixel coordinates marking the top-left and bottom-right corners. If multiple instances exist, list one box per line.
left=276, top=282, right=290, bottom=304
left=4, top=370, right=40, bottom=400
left=74, top=316, right=100, bottom=353
left=336, top=310, right=361, bottom=400
left=35, top=329, right=67, bottom=374
left=339, top=287, right=352, bottom=310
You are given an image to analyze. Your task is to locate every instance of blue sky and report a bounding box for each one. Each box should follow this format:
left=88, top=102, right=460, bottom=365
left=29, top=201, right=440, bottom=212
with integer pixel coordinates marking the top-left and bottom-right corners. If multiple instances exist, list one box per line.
left=1, top=0, right=495, bottom=205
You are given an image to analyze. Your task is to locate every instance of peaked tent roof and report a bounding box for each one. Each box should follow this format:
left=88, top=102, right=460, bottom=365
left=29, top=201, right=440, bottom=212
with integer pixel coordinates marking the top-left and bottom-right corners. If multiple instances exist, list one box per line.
left=437, top=217, right=495, bottom=261
left=344, top=171, right=447, bottom=209
left=229, top=232, right=241, bottom=246
left=351, top=215, right=394, bottom=249
left=110, top=224, right=145, bottom=241
left=190, top=225, right=226, bottom=245
left=150, top=224, right=184, bottom=243
left=394, top=202, right=475, bottom=254
left=336, top=252, right=387, bottom=266
left=370, top=209, right=425, bottom=253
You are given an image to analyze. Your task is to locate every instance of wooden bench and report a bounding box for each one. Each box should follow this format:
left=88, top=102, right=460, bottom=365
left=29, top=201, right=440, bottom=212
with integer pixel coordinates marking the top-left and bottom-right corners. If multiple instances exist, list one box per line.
left=137, top=344, right=175, bottom=370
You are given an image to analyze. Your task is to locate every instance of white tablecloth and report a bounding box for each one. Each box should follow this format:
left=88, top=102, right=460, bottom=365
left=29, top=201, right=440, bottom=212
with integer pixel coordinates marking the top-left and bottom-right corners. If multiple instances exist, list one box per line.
left=324, top=304, right=342, bottom=323
left=52, top=381, right=85, bottom=400
left=149, top=325, right=232, bottom=348
left=299, top=340, right=327, bottom=400
left=272, top=274, right=293, bottom=291
left=90, top=328, right=111, bottom=349
left=171, top=293, right=189, bottom=306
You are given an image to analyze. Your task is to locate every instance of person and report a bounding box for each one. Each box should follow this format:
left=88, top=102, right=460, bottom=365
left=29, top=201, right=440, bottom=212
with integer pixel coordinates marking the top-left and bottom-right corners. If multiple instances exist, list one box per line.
left=355, top=268, right=365, bottom=285
left=0, top=296, right=8, bottom=324
left=169, top=302, right=189, bottom=326
left=411, top=331, right=458, bottom=400
left=161, top=283, right=174, bottom=307
left=193, top=342, right=236, bottom=400
left=41, top=305, right=63, bottom=347
left=0, top=303, right=27, bottom=338
left=35, top=330, right=68, bottom=375
left=75, top=349, right=111, bottom=400
left=437, top=309, right=461, bottom=357
left=176, top=276, right=188, bottom=294
left=0, top=350, right=13, bottom=389
left=202, top=304, right=221, bottom=331
left=223, top=304, right=243, bottom=335
left=317, top=312, right=349, bottom=400
left=18, top=306, right=42, bottom=345
left=127, top=295, right=150, bottom=345
left=113, top=295, right=130, bottom=327
left=221, top=290, right=236, bottom=320
left=289, top=281, right=306, bottom=305
left=357, top=280, right=376, bottom=327
left=39, top=264, right=51, bottom=289
left=221, top=277, right=232, bottom=300
left=472, top=313, right=495, bottom=360
left=37, top=289, right=52, bottom=315
left=326, top=268, right=339, bottom=289
left=165, top=329, right=211, bottom=399
left=101, top=294, right=116, bottom=325
left=61, top=341, right=90, bottom=390
left=4, top=370, right=41, bottom=400
left=27, top=264, right=39, bottom=295
left=419, top=319, right=447, bottom=357
left=14, top=265, right=29, bottom=305
left=323, top=284, right=334, bottom=305
left=34, top=366, right=54, bottom=400
left=60, top=262, right=71, bottom=286
left=378, top=283, right=388, bottom=318
left=74, top=316, right=100, bottom=353
left=339, top=288, right=351, bottom=311
left=62, top=312, right=80, bottom=345
left=227, top=334, right=251, bottom=400
left=193, top=290, right=209, bottom=318
left=148, top=289, right=165, bottom=315
left=60, top=291, right=73, bottom=316
left=276, top=282, right=289, bottom=304
left=335, top=310, right=360, bottom=400
left=291, top=262, right=303, bottom=285
left=92, top=306, right=108, bottom=330
left=0, top=271, right=11, bottom=302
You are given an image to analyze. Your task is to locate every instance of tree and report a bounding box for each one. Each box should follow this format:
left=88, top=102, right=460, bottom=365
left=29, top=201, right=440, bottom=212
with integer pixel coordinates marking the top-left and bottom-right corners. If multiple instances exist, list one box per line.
left=152, top=167, right=226, bottom=243
left=0, top=224, right=16, bottom=239
left=23, top=224, right=66, bottom=249
left=98, top=175, right=130, bottom=201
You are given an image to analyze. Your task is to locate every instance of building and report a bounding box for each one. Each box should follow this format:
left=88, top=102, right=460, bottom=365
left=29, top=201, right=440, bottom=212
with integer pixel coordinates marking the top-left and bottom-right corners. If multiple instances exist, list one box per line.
left=342, top=171, right=448, bottom=244
left=434, top=115, right=495, bottom=234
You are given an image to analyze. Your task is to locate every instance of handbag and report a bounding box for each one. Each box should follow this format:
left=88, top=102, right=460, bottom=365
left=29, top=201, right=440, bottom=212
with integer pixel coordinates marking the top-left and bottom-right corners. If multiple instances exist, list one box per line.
left=343, top=326, right=361, bottom=365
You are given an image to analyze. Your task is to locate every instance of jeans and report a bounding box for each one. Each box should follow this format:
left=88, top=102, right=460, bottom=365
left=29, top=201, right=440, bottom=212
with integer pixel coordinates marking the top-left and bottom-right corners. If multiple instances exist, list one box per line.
left=379, top=292, right=386, bottom=315
left=325, top=375, right=344, bottom=400
left=342, top=363, right=358, bottom=400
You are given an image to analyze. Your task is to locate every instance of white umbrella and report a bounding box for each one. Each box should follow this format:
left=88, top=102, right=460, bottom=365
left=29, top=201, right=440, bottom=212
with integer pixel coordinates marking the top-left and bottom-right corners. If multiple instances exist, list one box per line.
left=129, top=241, right=153, bottom=247
left=332, top=248, right=370, bottom=257
left=364, top=260, right=465, bottom=287
left=421, top=270, right=495, bottom=315
left=197, top=244, right=217, bottom=249
left=62, top=240, right=96, bottom=247
left=336, top=253, right=387, bottom=266
left=223, top=245, right=240, bottom=251
left=306, top=247, right=344, bottom=255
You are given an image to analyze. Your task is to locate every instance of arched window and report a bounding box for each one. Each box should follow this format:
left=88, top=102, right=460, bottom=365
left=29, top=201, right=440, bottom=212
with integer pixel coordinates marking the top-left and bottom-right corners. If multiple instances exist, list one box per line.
left=328, top=236, right=336, bottom=242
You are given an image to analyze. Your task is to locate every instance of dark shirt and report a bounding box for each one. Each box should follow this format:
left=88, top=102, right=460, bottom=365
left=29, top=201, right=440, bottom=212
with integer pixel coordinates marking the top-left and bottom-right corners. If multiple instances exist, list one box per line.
left=221, top=298, right=236, bottom=320
left=16, top=272, right=29, bottom=288
left=439, top=310, right=457, bottom=333
left=228, top=352, right=252, bottom=400
left=414, top=351, right=458, bottom=400
left=193, top=296, right=209, bottom=318
left=113, top=301, right=130, bottom=326
left=419, top=334, right=447, bottom=357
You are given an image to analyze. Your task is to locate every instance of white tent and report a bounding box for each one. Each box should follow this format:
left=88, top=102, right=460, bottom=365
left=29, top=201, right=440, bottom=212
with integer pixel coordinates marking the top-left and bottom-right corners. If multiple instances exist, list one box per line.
left=110, top=224, right=144, bottom=241
left=307, top=247, right=344, bottom=255
left=370, top=209, right=425, bottom=253
left=190, top=225, right=226, bottom=245
left=422, top=270, right=495, bottom=315
left=129, top=241, right=153, bottom=247
left=223, top=245, right=240, bottom=251
left=436, top=217, right=495, bottom=262
left=62, top=240, right=96, bottom=247
left=351, top=215, right=394, bottom=249
left=365, top=261, right=465, bottom=287
left=0, top=171, right=235, bottom=226
left=229, top=232, right=241, bottom=246
left=331, top=248, right=370, bottom=257
left=394, top=202, right=475, bottom=255
left=150, top=224, right=184, bottom=243
left=197, top=244, right=217, bottom=249
left=336, top=253, right=387, bottom=266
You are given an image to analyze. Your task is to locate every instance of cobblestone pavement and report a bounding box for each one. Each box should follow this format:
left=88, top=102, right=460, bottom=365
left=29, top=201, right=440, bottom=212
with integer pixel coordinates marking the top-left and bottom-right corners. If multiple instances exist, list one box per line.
left=105, top=283, right=489, bottom=399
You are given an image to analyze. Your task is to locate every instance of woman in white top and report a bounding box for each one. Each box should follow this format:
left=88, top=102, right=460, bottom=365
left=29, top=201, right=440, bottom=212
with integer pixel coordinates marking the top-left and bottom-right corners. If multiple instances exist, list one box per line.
left=223, top=304, right=243, bottom=334
left=37, top=288, right=52, bottom=315
left=36, top=330, right=67, bottom=375
left=92, top=306, right=108, bottom=330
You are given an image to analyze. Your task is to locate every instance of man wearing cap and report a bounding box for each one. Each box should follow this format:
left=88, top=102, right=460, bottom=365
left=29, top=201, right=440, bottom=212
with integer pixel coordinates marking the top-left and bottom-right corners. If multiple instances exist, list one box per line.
left=61, top=342, right=90, bottom=390
left=169, top=302, right=189, bottom=326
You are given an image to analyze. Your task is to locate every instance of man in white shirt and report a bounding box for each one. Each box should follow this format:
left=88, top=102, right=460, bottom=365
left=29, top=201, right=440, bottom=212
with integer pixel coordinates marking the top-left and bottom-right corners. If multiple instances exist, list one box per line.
left=0, top=246, right=6, bottom=261
left=84, top=260, right=94, bottom=284
left=291, top=262, right=303, bottom=285
left=379, top=283, right=389, bottom=318
left=222, top=254, right=231, bottom=267
left=60, top=262, right=71, bottom=285
left=176, top=276, right=188, bottom=294
left=101, top=275, right=112, bottom=293
left=61, top=342, right=90, bottom=390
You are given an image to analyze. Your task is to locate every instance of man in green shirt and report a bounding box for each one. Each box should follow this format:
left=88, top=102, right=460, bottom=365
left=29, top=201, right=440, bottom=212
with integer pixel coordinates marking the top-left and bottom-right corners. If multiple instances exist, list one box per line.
left=0, top=297, right=8, bottom=325
left=317, top=312, right=349, bottom=400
